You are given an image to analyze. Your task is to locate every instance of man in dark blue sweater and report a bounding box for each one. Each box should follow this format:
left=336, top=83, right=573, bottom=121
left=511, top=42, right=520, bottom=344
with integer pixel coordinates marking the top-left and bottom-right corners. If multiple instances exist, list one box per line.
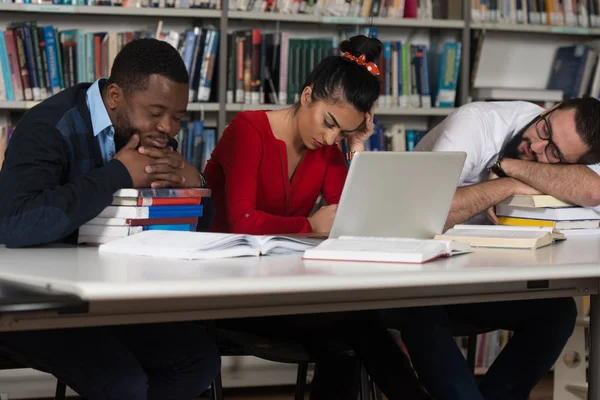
left=0, top=39, right=220, bottom=399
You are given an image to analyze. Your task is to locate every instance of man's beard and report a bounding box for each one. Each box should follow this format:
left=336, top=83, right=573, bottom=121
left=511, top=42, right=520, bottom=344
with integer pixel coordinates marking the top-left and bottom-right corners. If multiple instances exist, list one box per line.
left=501, top=114, right=537, bottom=160
left=114, top=108, right=138, bottom=151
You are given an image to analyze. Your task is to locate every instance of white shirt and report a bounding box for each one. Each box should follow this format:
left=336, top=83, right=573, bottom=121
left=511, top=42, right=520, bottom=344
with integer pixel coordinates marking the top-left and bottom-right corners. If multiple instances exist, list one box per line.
left=415, top=101, right=600, bottom=221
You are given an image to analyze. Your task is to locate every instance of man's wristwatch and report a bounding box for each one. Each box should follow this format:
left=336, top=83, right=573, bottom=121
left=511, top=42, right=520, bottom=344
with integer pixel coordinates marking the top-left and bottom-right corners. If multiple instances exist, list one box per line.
left=489, top=156, right=507, bottom=178
left=198, top=172, right=208, bottom=188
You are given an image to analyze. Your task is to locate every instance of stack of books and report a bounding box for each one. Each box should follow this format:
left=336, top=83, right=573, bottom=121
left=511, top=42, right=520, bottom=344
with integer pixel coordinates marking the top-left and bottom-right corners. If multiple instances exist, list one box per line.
left=495, top=195, right=600, bottom=235
left=78, top=188, right=211, bottom=245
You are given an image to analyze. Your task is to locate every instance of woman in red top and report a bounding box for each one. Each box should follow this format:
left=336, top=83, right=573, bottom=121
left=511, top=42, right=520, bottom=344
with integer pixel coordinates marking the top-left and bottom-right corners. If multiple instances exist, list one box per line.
left=205, top=38, right=380, bottom=235
left=207, top=36, right=430, bottom=400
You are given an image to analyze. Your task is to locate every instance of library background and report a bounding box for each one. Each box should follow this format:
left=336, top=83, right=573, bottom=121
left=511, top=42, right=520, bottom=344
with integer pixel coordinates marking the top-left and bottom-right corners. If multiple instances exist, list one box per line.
left=0, top=0, right=594, bottom=398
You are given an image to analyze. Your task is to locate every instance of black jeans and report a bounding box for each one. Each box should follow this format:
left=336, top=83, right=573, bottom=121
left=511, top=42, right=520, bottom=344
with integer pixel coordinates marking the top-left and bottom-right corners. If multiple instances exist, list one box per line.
left=382, top=297, right=577, bottom=400
left=0, top=322, right=221, bottom=400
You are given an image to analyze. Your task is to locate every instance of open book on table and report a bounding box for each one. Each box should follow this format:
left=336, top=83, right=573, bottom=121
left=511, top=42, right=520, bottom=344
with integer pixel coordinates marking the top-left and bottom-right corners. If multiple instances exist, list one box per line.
left=98, top=230, right=322, bottom=260
left=435, top=225, right=566, bottom=249
left=302, top=236, right=472, bottom=264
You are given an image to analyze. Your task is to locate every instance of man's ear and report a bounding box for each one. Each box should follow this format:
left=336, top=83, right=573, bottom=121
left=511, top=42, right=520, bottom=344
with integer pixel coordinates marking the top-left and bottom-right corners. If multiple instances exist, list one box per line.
left=105, top=83, right=123, bottom=111
left=300, top=86, right=313, bottom=106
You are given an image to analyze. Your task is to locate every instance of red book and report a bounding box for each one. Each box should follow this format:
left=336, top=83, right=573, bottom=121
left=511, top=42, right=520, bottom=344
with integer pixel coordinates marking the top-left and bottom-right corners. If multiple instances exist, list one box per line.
left=137, top=197, right=202, bottom=206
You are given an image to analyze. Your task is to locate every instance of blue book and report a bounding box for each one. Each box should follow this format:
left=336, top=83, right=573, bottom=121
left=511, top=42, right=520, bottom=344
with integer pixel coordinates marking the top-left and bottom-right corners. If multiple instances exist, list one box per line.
left=383, top=42, right=391, bottom=106
left=18, top=25, right=41, bottom=100
left=434, top=42, right=461, bottom=108
left=182, top=29, right=198, bottom=75
left=0, top=33, right=14, bottom=101
left=201, top=129, right=215, bottom=170
left=547, top=45, right=592, bottom=99
left=75, top=30, right=86, bottom=84
left=144, top=224, right=196, bottom=231
left=418, top=45, right=431, bottom=108
left=192, top=120, right=205, bottom=171
left=85, top=33, right=95, bottom=83
left=43, top=26, right=61, bottom=95
left=406, top=130, right=416, bottom=151
left=396, top=41, right=403, bottom=107
left=98, top=205, right=204, bottom=219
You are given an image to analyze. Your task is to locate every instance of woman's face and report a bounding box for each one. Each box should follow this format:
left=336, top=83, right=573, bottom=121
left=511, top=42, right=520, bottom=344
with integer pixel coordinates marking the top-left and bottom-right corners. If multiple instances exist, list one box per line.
left=295, top=87, right=366, bottom=150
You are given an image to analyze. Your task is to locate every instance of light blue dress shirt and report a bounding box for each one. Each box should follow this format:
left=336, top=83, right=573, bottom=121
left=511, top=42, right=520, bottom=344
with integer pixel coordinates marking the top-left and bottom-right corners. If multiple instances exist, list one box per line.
left=86, top=79, right=115, bottom=166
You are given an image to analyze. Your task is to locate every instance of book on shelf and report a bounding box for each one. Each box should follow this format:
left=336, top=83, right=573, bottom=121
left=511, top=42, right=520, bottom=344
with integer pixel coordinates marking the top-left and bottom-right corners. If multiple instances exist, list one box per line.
left=78, top=187, right=210, bottom=245
left=302, top=236, right=472, bottom=264
left=435, top=224, right=566, bottom=249
left=547, top=44, right=599, bottom=100
left=498, top=195, right=575, bottom=209
left=98, top=229, right=322, bottom=259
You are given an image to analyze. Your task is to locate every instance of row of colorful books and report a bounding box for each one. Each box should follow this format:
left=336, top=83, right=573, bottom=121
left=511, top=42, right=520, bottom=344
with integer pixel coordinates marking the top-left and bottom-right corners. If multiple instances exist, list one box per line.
left=77, top=187, right=211, bottom=245
left=0, top=23, right=219, bottom=103
left=0, top=0, right=219, bottom=8
left=0, top=0, right=463, bottom=20
left=226, top=27, right=460, bottom=109
left=471, top=0, right=600, bottom=28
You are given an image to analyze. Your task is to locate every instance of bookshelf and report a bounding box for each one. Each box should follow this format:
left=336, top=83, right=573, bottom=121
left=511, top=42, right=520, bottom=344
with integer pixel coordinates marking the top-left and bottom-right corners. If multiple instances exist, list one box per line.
left=1, top=0, right=599, bottom=130
left=0, top=0, right=470, bottom=135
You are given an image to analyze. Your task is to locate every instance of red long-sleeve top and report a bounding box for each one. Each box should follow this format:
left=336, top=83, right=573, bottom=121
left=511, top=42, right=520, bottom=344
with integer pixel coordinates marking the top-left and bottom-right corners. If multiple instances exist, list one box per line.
left=204, top=111, right=348, bottom=235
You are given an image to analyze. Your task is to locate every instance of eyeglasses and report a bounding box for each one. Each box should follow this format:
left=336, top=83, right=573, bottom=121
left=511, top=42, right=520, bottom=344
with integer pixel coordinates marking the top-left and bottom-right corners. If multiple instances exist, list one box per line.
left=534, top=110, right=565, bottom=164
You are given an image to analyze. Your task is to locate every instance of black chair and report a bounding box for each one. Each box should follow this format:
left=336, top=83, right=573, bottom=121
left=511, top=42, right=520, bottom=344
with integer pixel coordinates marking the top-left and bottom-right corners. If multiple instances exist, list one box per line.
left=0, top=345, right=69, bottom=400
left=211, top=328, right=374, bottom=400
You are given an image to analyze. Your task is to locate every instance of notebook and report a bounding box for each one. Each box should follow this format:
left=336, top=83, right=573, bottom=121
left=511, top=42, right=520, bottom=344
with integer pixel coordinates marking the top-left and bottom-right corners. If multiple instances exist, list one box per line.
left=97, top=230, right=322, bottom=260
left=435, top=225, right=566, bottom=249
left=302, top=236, right=472, bottom=264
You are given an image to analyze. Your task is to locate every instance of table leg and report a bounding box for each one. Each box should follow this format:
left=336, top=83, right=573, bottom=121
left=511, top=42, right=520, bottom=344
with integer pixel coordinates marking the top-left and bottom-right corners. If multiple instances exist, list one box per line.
left=590, top=294, right=599, bottom=400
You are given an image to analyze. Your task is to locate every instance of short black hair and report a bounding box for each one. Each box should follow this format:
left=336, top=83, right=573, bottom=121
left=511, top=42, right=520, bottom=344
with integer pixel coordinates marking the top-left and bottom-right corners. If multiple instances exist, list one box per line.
left=106, top=38, right=189, bottom=94
left=297, top=35, right=383, bottom=113
left=557, top=95, right=600, bottom=164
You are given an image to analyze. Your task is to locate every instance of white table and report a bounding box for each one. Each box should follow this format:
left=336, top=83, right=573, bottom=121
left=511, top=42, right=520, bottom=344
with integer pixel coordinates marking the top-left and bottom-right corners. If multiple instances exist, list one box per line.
left=0, top=237, right=598, bottom=398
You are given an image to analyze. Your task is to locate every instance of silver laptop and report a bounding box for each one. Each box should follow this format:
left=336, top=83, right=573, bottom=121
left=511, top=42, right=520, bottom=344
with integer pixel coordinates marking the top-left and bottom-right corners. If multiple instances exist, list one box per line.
left=329, top=151, right=466, bottom=239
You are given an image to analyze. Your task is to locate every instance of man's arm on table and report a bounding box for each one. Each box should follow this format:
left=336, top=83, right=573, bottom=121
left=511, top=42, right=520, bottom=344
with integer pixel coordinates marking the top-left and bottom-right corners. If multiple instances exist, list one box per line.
left=501, top=158, right=600, bottom=207
left=445, top=178, right=524, bottom=229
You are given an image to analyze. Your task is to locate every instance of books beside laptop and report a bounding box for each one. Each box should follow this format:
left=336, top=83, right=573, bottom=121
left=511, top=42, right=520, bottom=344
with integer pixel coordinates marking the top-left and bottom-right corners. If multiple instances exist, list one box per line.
left=303, top=225, right=564, bottom=264
left=97, top=153, right=567, bottom=264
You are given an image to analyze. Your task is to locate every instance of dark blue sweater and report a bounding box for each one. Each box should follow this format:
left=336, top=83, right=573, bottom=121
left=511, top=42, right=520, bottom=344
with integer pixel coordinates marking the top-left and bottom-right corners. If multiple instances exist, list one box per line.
left=0, top=83, right=132, bottom=247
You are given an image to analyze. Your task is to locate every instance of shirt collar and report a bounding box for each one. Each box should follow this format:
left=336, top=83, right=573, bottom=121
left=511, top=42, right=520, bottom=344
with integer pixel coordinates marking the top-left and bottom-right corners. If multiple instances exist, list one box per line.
left=86, top=79, right=113, bottom=137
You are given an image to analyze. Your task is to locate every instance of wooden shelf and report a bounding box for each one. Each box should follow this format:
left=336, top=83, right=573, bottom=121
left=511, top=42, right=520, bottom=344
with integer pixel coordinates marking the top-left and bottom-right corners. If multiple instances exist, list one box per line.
left=0, top=3, right=221, bottom=18
left=471, top=22, right=600, bottom=35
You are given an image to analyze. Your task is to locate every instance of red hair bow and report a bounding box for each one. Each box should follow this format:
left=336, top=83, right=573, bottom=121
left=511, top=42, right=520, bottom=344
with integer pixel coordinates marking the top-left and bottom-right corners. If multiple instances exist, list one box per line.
left=342, top=52, right=380, bottom=76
